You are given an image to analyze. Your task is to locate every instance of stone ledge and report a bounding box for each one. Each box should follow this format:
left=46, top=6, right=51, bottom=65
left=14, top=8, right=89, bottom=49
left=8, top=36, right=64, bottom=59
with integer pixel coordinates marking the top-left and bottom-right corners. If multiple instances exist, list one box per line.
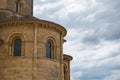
left=0, top=19, right=67, bottom=37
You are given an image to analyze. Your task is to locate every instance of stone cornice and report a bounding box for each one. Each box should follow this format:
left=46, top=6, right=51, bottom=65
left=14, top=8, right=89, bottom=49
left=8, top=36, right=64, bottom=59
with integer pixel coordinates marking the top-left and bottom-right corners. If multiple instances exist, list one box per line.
left=63, top=54, right=73, bottom=62
left=0, top=19, right=67, bottom=37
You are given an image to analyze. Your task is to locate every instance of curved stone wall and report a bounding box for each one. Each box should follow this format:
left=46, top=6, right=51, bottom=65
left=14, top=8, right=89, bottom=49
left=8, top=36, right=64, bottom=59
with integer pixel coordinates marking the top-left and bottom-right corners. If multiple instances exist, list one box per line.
left=0, top=58, right=61, bottom=80
left=0, top=19, right=72, bottom=80
left=0, top=19, right=66, bottom=60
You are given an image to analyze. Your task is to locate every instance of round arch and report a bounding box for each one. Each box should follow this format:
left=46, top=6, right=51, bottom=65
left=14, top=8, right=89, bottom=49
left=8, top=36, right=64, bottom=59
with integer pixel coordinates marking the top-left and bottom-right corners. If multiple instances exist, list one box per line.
left=44, top=35, right=58, bottom=59
left=7, top=32, right=26, bottom=57
left=14, top=0, right=23, bottom=13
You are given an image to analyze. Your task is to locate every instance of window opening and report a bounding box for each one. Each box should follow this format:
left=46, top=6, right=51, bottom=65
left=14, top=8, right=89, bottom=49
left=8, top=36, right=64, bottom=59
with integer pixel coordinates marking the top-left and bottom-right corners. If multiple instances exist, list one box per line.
left=46, top=41, right=52, bottom=58
left=64, top=66, right=66, bottom=80
left=16, top=2, right=19, bottom=13
left=14, top=39, right=21, bottom=56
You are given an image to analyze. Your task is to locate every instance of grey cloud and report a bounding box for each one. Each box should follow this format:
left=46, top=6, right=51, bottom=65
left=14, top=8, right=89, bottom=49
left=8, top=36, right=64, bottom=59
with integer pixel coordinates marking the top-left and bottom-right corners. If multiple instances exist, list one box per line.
left=81, top=22, right=120, bottom=44
left=79, top=6, right=120, bottom=44
left=34, top=0, right=120, bottom=80
left=71, top=55, right=120, bottom=80
left=80, top=69, right=109, bottom=80
left=76, top=0, right=120, bottom=42
left=82, top=33, right=100, bottom=45
left=101, top=24, right=120, bottom=41
left=98, top=50, right=120, bottom=61
left=71, top=64, right=111, bottom=80
left=71, top=48, right=120, bottom=80
left=34, top=0, right=58, bottom=4
left=103, top=70, right=120, bottom=80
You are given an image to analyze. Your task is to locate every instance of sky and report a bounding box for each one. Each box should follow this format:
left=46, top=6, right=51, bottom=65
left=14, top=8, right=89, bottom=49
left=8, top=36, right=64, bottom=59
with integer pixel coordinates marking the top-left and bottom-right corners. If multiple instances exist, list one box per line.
left=33, top=0, right=120, bottom=80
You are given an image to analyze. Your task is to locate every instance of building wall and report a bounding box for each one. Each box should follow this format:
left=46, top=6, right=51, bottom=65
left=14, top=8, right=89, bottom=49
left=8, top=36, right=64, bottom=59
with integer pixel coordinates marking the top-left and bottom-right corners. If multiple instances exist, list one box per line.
left=6, top=0, right=33, bottom=17
left=0, top=0, right=7, bottom=9
left=0, top=0, right=33, bottom=20
left=0, top=19, right=72, bottom=80
left=0, top=0, right=72, bottom=80
left=0, top=58, right=60, bottom=80
left=0, top=19, right=66, bottom=59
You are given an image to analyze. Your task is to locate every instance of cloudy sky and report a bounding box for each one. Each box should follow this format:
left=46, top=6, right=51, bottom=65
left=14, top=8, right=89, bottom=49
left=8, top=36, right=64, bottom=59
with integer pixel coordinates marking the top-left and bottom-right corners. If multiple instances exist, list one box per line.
left=33, top=0, right=120, bottom=80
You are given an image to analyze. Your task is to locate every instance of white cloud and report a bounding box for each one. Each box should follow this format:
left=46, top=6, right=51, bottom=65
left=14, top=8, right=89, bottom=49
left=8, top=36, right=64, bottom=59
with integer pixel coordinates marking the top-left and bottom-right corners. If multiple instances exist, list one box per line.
left=53, top=3, right=86, bottom=20
left=103, top=70, right=120, bottom=80
left=82, top=8, right=106, bottom=22
left=34, top=0, right=120, bottom=80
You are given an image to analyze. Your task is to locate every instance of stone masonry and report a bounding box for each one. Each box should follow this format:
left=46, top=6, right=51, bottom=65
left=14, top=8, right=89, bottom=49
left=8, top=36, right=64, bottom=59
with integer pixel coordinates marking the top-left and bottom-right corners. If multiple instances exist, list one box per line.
left=0, top=0, right=72, bottom=80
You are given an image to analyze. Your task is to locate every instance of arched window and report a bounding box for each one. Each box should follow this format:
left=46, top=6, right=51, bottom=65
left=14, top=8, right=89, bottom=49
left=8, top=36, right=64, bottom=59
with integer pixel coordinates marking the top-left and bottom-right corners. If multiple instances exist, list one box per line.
left=16, top=2, right=19, bottom=13
left=46, top=41, right=52, bottom=58
left=14, top=38, right=22, bottom=56
left=64, top=66, right=67, bottom=80
left=15, top=0, right=21, bottom=13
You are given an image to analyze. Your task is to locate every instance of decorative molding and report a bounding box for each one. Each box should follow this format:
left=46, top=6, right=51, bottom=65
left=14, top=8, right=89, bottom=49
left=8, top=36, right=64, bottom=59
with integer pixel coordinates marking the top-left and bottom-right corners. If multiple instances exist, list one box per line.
left=0, top=19, right=67, bottom=37
left=63, top=54, right=73, bottom=61
left=6, top=31, right=26, bottom=42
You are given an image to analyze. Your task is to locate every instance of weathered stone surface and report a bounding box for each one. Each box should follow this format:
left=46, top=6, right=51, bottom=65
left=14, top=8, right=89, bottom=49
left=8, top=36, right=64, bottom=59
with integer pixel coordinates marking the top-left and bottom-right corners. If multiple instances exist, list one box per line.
left=0, top=0, right=72, bottom=80
left=0, top=58, right=61, bottom=80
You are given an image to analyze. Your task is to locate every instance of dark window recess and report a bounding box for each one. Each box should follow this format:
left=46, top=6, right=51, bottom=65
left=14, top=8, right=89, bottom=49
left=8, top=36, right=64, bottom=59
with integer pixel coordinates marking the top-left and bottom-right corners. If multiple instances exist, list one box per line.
left=14, top=39, right=21, bottom=56
left=64, top=67, right=66, bottom=80
left=16, top=2, right=19, bottom=13
left=46, top=41, right=51, bottom=58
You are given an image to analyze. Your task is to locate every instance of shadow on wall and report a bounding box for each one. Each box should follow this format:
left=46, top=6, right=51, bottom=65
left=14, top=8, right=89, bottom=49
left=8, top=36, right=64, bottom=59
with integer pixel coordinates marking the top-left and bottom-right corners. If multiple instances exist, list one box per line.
left=0, top=39, right=4, bottom=44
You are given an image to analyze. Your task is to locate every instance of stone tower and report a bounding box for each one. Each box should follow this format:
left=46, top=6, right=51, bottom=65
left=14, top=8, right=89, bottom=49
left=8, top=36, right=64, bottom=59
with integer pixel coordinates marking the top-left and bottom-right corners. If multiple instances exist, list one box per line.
left=0, top=0, right=33, bottom=19
left=0, top=0, right=72, bottom=80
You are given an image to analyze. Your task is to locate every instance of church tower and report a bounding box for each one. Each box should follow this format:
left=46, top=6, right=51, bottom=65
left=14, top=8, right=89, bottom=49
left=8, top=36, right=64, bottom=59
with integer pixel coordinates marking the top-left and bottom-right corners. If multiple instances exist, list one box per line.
left=0, top=0, right=72, bottom=80
left=0, top=0, right=33, bottom=19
